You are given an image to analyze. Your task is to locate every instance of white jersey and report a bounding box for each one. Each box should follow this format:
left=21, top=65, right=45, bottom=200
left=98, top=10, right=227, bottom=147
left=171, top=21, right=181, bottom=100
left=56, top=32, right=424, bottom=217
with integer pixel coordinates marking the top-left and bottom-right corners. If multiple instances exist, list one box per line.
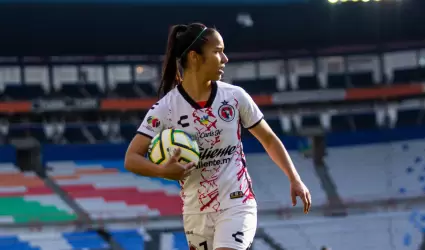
left=137, top=81, right=264, bottom=214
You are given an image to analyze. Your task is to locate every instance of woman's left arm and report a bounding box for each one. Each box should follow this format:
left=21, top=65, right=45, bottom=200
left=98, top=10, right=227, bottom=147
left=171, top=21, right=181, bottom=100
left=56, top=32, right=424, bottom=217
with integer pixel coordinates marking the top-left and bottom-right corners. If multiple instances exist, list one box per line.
left=249, top=119, right=312, bottom=214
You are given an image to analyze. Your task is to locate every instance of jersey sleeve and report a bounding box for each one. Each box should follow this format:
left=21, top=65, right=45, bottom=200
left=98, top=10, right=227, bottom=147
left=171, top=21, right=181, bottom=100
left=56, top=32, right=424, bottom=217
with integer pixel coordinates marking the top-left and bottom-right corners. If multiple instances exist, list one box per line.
left=137, top=101, right=166, bottom=139
left=238, top=88, right=264, bottom=129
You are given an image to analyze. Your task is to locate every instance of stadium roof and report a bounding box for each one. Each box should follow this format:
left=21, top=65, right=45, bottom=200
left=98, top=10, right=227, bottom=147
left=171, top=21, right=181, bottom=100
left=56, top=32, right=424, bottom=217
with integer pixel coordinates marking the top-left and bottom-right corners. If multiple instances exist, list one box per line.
left=0, top=0, right=423, bottom=55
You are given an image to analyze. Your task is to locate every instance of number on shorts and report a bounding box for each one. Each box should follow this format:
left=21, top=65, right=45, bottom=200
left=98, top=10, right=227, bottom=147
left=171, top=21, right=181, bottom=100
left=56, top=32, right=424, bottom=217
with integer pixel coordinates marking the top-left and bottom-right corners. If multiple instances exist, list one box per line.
left=199, top=241, right=208, bottom=250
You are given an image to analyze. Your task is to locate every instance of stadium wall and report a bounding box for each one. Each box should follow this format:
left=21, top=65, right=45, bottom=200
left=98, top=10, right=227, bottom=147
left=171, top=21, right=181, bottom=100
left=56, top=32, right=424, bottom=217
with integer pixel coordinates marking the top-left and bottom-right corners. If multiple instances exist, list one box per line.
left=1, top=126, right=425, bottom=163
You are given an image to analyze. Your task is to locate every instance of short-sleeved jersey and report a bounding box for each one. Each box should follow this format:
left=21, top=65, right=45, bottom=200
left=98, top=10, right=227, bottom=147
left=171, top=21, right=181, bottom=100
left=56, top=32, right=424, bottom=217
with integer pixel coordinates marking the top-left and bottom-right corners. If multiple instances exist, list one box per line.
left=137, top=81, right=264, bottom=214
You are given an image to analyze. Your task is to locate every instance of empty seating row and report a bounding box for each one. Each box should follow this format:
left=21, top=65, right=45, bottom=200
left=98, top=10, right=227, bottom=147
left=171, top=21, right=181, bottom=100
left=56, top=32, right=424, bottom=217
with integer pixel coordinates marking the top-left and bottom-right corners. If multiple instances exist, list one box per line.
left=0, top=82, right=157, bottom=100
left=263, top=211, right=424, bottom=250
left=392, top=66, right=425, bottom=84
left=233, top=72, right=378, bottom=94
left=0, top=163, right=77, bottom=224
left=109, top=229, right=145, bottom=250
left=110, top=229, right=274, bottom=250
left=1, top=123, right=136, bottom=144
left=325, top=139, right=425, bottom=202
left=2, top=109, right=424, bottom=144
left=46, top=160, right=182, bottom=219
left=0, top=230, right=110, bottom=250
left=2, top=66, right=425, bottom=100
left=247, top=153, right=327, bottom=208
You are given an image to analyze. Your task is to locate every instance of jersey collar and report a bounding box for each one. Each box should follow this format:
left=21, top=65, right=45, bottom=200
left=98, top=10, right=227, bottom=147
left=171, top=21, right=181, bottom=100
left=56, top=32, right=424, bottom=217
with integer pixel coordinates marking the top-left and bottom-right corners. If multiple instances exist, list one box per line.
left=177, top=81, right=218, bottom=110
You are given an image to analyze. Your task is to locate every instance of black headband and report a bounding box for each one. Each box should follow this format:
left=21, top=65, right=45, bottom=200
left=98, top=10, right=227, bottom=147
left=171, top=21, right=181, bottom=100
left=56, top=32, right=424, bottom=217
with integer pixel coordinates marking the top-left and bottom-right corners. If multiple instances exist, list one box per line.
left=179, top=27, right=207, bottom=58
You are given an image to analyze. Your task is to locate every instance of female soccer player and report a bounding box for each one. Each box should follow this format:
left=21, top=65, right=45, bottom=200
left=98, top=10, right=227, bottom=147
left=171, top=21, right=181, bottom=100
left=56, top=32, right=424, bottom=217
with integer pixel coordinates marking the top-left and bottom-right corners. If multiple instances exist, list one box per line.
left=125, top=22, right=311, bottom=250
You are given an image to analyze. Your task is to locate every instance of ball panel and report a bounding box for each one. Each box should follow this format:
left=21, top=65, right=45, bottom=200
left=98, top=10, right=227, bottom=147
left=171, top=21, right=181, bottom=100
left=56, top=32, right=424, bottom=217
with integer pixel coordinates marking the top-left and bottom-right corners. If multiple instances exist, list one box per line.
left=178, top=157, right=191, bottom=164
left=148, top=138, right=164, bottom=163
left=148, top=130, right=167, bottom=165
left=147, top=128, right=200, bottom=172
left=171, top=130, right=200, bottom=157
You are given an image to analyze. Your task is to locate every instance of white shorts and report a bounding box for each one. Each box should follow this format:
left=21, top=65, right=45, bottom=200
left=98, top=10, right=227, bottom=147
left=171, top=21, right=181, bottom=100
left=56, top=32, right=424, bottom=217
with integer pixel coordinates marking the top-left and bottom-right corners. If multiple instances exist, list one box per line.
left=183, top=205, right=257, bottom=250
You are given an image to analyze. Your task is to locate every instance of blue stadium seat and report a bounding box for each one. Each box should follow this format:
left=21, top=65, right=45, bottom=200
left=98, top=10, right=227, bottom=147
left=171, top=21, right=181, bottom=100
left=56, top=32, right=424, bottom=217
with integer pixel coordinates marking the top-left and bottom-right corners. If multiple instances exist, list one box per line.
left=0, top=236, right=39, bottom=250
left=0, top=231, right=109, bottom=250
left=110, top=229, right=144, bottom=250
left=172, top=232, right=188, bottom=250
left=63, top=230, right=109, bottom=250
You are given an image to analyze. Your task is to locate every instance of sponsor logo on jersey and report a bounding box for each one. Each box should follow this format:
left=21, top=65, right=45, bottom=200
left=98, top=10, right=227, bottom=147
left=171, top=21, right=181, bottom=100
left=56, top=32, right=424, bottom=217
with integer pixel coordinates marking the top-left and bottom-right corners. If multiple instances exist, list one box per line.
left=147, top=116, right=161, bottom=128
left=200, top=144, right=237, bottom=160
left=195, top=129, right=223, bottom=139
left=218, top=100, right=236, bottom=122
left=196, top=144, right=237, bottom=168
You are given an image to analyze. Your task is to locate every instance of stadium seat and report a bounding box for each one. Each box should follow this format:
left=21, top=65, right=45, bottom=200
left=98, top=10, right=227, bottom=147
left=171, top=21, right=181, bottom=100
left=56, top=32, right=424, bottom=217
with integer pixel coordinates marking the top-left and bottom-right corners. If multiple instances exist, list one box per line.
left=348, top=71, right=374, bottom=88
left=136, top=82, right=157, bottom=97
left=396, top=109, right=424, bottom=127
left=83, top=83, right=103, bottom=97
left=63, top=125, right=89, bottom=144
left=296, top=75, right=321, bottom=90
left=246, top=153, right=327, bottom=209
left=301, top=115, right=321, bottom=128
left=263, top=211, right=423, bottom=250
left=0, top=163, right=77, bottom=224
left=393, top=67, right=422, bottom=84
left=86, top=124, right=106, bottom=142
left=2, top=83, right=45, bottom=100
left=7, top=124, right=47, bottom=143
left=231, top=78, right=278, bottom=95
left=351, top=112, right=378, bottom=130
left=325, top=139, right=425, bottom=202
left=46, top=160, right=182, bottom=219
left=113, top=83, right=142, bottom=98
left=0, top=230, right=109, bottom=250
left=331, top=114, right=353, bottom=132
left=327, top=74, right=347, bottom=89
left=120, top=124, right=138, bottom=141
left=110, top=229, right=145, bottom=250
left=59, top=84, right=87, bottom=98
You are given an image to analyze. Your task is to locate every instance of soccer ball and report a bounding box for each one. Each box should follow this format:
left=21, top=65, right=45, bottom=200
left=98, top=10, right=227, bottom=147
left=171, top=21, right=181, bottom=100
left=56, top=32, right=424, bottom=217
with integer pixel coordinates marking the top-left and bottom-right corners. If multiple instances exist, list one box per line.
left=147, top=128, right=200, bottom=167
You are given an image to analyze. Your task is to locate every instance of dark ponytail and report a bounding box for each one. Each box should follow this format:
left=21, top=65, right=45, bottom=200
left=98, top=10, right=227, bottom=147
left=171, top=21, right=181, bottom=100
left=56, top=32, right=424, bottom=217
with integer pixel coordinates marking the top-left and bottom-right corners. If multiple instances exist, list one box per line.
left=158, top=23, right=215, bottom=99
left=158, top=24, right=187, bottom=98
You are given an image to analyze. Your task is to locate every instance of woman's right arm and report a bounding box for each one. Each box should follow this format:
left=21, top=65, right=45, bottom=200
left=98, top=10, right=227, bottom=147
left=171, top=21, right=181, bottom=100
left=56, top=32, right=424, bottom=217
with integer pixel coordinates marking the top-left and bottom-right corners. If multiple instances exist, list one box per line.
left=125, top=98, right=195, bottom=180
left=125, top=134, right=196, bottom=180
left=124, top=134, right=165, bottom=178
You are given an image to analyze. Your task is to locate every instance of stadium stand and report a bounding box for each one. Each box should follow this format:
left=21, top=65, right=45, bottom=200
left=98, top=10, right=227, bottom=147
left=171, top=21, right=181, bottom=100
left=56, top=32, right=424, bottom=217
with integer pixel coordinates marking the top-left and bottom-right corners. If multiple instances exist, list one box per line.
left=326, top=139, right=425, bottom=202
left=0, top=27, right=424, bottom=249
left=0, top=163, right=77, bottom=224
left=46, top=160, right=182, bottom=219
left=0, top=230, right=110, bottom=250
left=41, top=150, right=327, bottom=221
left=247, top=153, right=327, bottom=209
left=262, top=211, right=425, bottom=250
left=109, top=228, right=146, bottom=250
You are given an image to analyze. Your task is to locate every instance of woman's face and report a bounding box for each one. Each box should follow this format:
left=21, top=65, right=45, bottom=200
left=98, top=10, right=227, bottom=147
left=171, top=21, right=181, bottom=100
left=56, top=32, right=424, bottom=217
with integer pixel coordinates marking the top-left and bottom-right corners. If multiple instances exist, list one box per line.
left=191, top=31, right=229, bottom=81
